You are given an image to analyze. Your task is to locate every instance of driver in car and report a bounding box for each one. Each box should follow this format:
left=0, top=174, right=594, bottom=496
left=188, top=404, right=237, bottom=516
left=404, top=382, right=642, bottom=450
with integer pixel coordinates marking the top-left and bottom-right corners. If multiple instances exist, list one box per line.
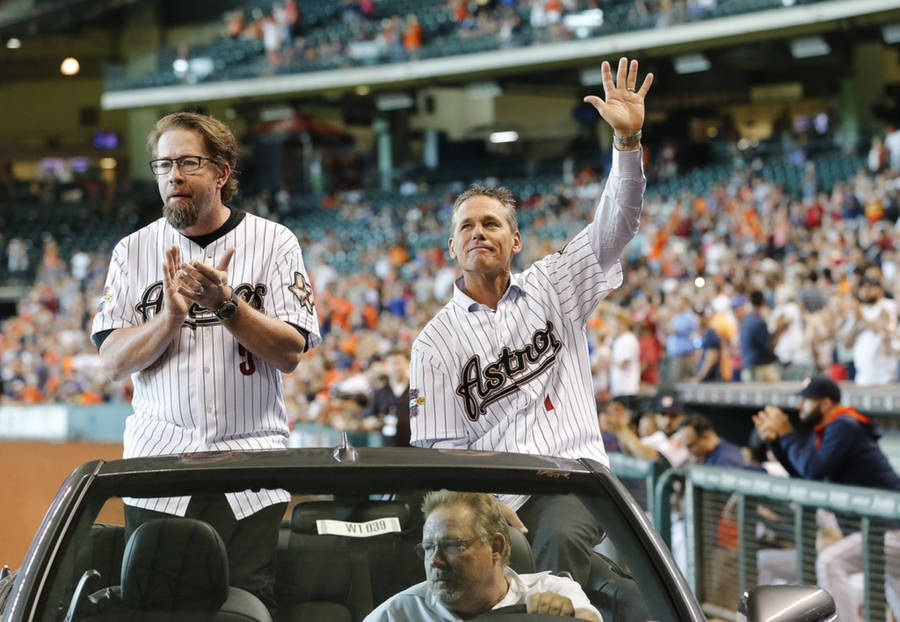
left=365, top=491, right=602, bottom=621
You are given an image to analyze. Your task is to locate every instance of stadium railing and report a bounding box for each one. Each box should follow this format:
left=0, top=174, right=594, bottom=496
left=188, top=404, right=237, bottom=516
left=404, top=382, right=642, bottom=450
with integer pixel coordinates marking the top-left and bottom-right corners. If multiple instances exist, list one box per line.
left=684, top=465, right=900, bottom=622
left=609, top=451, right=900, bottom=622
left=608, top=451, right=667, bottom=518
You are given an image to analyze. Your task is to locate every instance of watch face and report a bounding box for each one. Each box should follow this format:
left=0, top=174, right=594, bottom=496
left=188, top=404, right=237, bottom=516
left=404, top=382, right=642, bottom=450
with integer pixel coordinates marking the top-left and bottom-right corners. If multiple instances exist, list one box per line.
left=216, top=296, right=238, bottom=320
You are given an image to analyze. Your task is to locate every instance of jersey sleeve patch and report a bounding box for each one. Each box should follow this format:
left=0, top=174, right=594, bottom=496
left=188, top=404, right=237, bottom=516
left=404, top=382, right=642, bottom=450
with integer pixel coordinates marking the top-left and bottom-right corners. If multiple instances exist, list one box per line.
left=97, top=288, right=114, bottom=312
left=288, top=271, right=315, bottom=314
left=409, top=389, right=426, bottom=417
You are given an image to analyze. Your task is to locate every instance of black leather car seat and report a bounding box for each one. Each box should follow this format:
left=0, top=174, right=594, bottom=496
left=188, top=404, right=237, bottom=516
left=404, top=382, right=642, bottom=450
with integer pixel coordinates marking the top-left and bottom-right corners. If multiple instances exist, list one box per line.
left=118, top=518, right=271, bottom=622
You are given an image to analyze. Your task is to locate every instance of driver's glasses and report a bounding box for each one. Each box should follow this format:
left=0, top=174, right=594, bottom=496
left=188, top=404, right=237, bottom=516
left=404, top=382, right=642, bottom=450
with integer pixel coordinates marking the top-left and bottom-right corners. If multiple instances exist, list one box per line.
left=415, top=537, right=484, bottom=559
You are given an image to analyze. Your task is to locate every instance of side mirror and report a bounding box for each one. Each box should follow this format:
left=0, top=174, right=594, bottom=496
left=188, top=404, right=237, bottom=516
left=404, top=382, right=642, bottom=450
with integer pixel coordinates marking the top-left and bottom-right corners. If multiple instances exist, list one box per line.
left=0, top=567, right=17, bottom=612
left=737, top=585, right=836, bottom=622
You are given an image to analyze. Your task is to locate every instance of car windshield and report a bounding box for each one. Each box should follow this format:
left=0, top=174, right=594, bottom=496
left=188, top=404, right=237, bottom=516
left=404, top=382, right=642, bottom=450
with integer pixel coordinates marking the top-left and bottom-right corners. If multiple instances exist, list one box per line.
left=20, top=449, right=695, bottom=622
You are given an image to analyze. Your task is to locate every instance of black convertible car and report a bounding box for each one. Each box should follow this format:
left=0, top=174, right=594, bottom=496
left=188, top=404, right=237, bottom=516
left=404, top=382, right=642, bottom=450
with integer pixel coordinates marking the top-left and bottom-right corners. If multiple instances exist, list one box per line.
left=0, top=444, right=834, bottom=621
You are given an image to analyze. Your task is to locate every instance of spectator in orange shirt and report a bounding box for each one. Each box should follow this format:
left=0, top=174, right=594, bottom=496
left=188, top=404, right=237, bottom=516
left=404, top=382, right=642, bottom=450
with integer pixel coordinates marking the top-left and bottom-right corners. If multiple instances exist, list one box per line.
left=403, top=14, right=422, bottom=54
left=389, top=243, right=410, bottom=267
left=451, top=0, right=469, bottom=22
left=322, top=283, right=354, bottom=331
left=226, top=9, right=246, bottom=39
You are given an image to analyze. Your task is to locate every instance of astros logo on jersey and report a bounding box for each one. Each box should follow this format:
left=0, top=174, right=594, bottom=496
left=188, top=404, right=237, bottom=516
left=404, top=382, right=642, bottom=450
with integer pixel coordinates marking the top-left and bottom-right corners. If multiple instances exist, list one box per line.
left=455, top=321, right=561, bottom=421
left=136, top=281, right=266, bottom=326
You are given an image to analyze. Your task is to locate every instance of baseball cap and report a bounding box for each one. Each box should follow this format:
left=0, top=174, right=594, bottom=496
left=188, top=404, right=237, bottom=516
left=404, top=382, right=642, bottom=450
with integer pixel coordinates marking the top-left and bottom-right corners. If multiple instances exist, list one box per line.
left=655, top=389, right=682, bottom=415
left=796, top=375, right=841, bottom=403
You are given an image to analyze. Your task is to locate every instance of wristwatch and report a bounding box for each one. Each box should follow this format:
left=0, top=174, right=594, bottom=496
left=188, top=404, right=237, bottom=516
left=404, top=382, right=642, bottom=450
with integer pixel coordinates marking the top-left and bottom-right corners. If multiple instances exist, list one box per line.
left=214, top=289, right=240, bottom=321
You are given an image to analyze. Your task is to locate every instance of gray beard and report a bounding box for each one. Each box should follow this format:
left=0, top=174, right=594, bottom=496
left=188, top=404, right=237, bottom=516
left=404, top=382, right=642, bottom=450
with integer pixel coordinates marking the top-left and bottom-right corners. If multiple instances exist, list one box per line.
left=163, top=199, right=200, bottom=230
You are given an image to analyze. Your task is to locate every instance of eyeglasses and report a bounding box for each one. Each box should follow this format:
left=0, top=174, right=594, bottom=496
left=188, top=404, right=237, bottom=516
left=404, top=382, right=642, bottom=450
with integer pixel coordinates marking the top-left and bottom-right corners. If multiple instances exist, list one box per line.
left=149, top=155, right=217, bottom=176
left=415, top=537, right=484, bottom=559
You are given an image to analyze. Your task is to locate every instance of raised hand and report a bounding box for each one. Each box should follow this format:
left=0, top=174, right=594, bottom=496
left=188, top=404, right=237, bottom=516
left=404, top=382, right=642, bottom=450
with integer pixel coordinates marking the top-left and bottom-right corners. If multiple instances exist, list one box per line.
left=583, top=57, right=653, bottom=137
left=176, top=247, right=236, bottom=311
left=162, top=245, right=190, bottom=319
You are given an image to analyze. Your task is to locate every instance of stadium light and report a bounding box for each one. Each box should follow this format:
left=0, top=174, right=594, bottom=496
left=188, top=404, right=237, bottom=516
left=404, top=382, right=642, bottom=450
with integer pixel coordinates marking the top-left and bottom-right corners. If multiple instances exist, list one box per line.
left=60, top=57, right=80, bottom=76
left=467, top=81, right=502, bottom=99
left=375, top=93, right=414, bottom=111
left=489, top=131, right=519, bottom=144
left=563, top=9, right=603, bottom=39
left=6, top=38, right=21, bottom=49
left=259, top=105, right=294, bottom=121
left=882, top=23, right=900, bottom=45
left=673, top=53, right=710, bottom=75
left=789, top=36, right=830, bottom=59
left=579, top=67, right=605, bottom=87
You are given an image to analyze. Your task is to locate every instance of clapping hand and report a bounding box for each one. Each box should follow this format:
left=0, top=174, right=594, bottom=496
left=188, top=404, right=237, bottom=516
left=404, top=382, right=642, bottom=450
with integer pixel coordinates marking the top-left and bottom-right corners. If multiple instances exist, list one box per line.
left=753, top=405, right=792, bottom=442
left=176, top=248, right=236, bottom=311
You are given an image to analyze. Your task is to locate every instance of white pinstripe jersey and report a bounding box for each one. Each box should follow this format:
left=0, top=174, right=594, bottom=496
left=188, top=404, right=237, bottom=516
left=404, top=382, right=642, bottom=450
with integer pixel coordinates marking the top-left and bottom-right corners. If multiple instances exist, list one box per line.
left=91, top=210, right=321, bottom=519
left=410, top=150, right=645, bottom=486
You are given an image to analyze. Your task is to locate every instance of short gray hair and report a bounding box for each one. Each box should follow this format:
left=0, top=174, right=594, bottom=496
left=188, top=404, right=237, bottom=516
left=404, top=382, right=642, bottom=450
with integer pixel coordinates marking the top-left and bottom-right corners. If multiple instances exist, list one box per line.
left=450, top=184, right=518, bottom=234
left=422, top=490, right=510, bottom=564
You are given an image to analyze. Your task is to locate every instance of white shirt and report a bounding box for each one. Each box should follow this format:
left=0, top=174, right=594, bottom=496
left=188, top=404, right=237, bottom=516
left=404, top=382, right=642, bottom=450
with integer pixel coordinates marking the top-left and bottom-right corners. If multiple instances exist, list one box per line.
left=410, top=150, right=645, bottom=504
left=641, top=430, right=690, bottom=468
left=853, top=298, right=898, bottom=386
left=773, top=302, right=810, bottom=366
left=364, top=567, right=603, bottom=622
left=92, top=211, right=321, bottom=518
left=885, top=129, right=900, bottom=171
left=610, top=331, right=640, bottom=396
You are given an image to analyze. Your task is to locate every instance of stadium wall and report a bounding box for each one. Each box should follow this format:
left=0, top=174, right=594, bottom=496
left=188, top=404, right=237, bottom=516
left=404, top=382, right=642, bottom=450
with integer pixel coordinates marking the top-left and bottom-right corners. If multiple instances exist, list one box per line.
left=0, top=78, right=126, bottom=160
left=0, top=440, right=123, bottom=570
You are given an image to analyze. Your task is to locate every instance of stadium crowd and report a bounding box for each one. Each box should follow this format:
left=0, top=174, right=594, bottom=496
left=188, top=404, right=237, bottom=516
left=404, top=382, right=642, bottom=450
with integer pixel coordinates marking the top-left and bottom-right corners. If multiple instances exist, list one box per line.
left=2, top=133, right=899, bottom=426
left=162, top=0, right=735, bottom=84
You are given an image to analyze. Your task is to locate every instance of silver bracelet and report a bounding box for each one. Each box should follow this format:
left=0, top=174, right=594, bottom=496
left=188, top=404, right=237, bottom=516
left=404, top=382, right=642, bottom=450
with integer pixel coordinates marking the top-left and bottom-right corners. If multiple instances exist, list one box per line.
left=614, top=130, right=642, bottom=151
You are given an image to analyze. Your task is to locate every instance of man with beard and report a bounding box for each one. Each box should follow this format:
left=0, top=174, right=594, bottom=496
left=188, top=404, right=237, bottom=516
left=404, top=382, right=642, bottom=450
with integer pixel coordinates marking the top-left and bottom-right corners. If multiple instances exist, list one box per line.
left=91, top=111, right=320, bottom=614
left=365, top=491, right=602, bottom=621
left=753, top=376, right=900, bottom=622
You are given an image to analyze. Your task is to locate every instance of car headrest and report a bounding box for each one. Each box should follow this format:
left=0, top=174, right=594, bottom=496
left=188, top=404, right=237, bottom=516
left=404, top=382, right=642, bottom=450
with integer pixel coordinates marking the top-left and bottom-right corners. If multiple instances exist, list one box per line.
left=356, top=501, right=411, bottom=527
left=507, top=528, right=536, bottom=574
left=291, top=501, right=356, bottom=534
left=121, top=518, right=229, bottom=612
left=290, top=500, right=412, bottom=535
